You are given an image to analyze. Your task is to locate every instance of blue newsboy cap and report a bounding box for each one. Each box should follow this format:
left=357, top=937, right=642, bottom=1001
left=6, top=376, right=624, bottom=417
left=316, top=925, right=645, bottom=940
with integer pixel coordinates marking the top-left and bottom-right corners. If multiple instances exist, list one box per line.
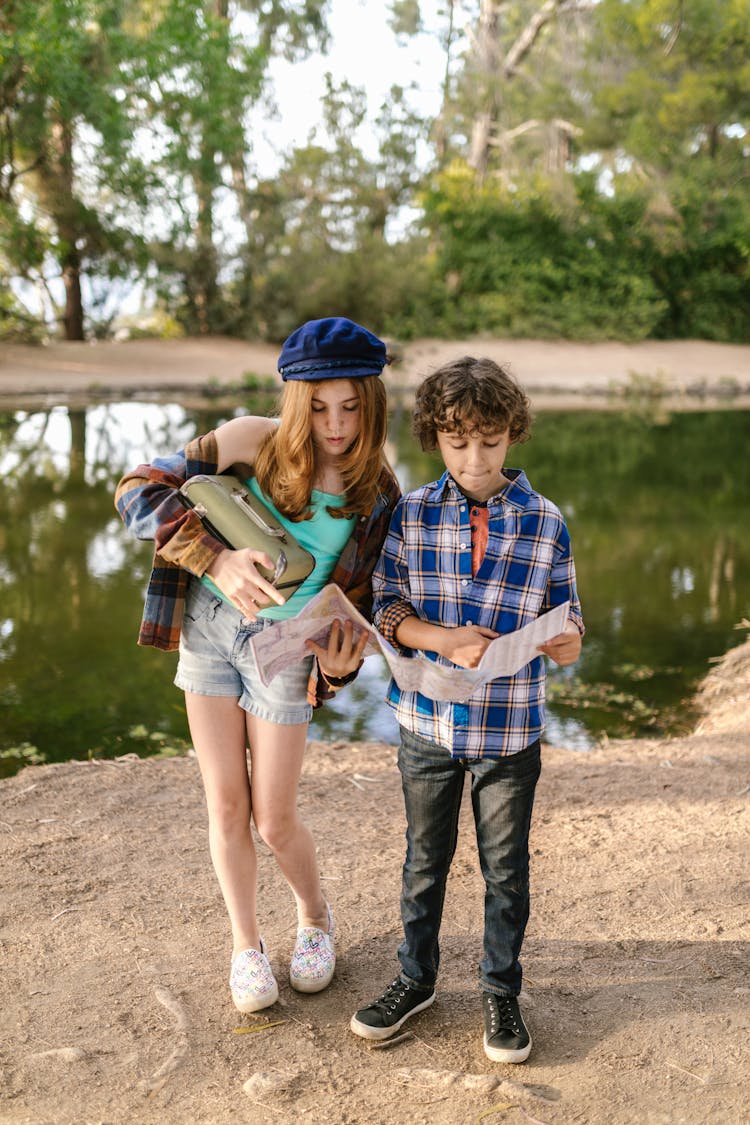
left=278, top=317, right=387, bottom=381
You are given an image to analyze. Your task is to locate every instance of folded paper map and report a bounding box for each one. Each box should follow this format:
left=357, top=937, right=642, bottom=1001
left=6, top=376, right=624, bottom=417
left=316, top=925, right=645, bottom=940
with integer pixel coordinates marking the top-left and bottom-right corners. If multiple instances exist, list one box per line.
left=250, top=584, right=571, bottom=703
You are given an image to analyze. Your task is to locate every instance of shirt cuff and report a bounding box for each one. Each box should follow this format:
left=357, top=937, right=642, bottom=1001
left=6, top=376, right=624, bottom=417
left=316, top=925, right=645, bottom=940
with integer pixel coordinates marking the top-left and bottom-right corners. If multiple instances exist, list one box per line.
left=375, top=599, right=415, bottom=654
left=156, top=510, right=226, bottom=575
left=567, top=610, right=586, bottom=636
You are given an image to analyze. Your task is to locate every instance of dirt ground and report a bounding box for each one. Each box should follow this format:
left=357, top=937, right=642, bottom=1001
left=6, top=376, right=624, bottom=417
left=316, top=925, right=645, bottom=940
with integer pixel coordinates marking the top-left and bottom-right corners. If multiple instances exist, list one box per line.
left=1, top=338, right=749, bottom=1125
left=1, top=659, right=748, bottom=1125
left=2, top=333, right=750, bottom=409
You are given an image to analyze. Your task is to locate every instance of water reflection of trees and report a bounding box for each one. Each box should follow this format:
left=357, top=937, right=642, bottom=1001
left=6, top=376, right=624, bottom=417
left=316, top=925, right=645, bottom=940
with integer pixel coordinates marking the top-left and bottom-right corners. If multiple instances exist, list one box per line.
left=0, top=400, right=249, bottom=772
left=0, top=398, right=423, bottom=769
left=1, top=402, right=749, bottom=771
left=391, top=407, right=750, bottom=733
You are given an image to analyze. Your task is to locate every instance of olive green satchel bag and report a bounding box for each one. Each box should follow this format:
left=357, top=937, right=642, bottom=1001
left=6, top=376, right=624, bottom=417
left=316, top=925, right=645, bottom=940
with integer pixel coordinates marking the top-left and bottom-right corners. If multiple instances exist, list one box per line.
left=179, top=474, right=315, bottom=604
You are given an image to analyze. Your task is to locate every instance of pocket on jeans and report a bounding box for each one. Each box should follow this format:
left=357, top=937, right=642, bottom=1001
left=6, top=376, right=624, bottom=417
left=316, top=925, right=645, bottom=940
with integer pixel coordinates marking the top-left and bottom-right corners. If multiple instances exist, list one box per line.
left=510, top=740, right=542, bottom=782
left=183, top=584, right=220, bottom=624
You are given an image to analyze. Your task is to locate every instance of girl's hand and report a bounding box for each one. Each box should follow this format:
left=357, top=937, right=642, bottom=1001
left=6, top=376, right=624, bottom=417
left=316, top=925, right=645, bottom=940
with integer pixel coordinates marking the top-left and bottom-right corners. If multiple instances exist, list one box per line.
left=538, top=625, right=582, bottom=667
left=306, top=618, right=370, bottom=679
left=205, top=548, right=286, bottom=619
left=437, top=624, right=498, bottom=669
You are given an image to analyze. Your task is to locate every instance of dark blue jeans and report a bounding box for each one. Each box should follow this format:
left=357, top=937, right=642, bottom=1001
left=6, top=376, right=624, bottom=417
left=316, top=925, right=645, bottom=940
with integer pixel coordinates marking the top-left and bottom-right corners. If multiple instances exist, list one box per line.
left=396, top=727, right=541, bottom=997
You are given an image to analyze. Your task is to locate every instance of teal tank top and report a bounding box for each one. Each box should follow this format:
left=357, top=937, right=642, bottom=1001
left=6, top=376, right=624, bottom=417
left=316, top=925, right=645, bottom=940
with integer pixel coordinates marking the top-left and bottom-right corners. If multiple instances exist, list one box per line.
left=200, top=477, right=355, bottom=620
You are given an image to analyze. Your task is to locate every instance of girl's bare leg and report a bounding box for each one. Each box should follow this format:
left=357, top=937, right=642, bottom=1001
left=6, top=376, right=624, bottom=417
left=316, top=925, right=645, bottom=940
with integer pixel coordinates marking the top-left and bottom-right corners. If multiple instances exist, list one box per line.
left=185, top=693, right=261, bottom=956
left=246, top=713, right=329, bottom=931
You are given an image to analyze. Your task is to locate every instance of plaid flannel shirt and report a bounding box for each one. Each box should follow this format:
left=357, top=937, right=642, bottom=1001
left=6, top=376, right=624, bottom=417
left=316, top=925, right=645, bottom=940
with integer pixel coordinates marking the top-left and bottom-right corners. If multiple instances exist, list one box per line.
left=372, top=469, right=584, bottom=758
left=115, top=430, right=400, bottom=707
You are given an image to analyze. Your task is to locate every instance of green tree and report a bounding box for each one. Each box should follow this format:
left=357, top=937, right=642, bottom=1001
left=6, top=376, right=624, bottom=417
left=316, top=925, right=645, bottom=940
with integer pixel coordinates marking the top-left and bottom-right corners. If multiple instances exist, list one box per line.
left=586, top=0, right=750, bottom=174
left=411, top=0, right=749, bottom=342
left=0, top=0, right=147, bottom=339
left=583, top=0, right=750, bottom=339
left=417, top=0, right=592, bottom=181
left=421, top=164, right=667, bottom=339
left=225, top=74, right=436, bottom=340
left=132, top=0, right=329, bottom=336
left=0, top=0, right=330, bottom=340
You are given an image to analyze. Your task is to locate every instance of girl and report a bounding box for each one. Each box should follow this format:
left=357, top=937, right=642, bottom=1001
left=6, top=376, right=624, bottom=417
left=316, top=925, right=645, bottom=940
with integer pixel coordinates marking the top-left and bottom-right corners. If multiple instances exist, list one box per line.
left=115, top=317, right=400, bottom=1013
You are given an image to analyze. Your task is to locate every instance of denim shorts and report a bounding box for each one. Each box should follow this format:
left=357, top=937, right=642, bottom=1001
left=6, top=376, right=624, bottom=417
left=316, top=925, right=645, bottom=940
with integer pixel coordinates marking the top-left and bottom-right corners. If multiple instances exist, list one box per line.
left=174, top=578, right=314, bottom=725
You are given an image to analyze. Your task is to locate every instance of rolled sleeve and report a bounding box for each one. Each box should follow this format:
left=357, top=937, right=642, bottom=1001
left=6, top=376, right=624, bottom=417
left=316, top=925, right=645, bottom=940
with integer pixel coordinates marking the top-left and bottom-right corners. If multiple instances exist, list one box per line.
left=115, top=431, right=226, bottom=573
left=376, top=598, right=415, bottom=652
left=372, top=501, right=420, bottom=655
left=544, top=532, right=585, bottom=635
left=154, top=510, right=226, bottom=576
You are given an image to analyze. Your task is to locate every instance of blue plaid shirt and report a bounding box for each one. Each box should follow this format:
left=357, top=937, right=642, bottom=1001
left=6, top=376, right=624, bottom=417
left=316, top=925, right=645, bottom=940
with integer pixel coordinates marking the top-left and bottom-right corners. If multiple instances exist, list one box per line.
left=372, top=469, right=584, bottom=758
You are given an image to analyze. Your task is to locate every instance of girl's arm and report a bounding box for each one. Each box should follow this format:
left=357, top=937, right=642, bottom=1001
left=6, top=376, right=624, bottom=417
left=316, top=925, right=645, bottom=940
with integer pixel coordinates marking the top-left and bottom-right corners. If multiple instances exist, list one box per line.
left=114, top=431, right=224, bottom=576
left=188, top=416, right=285, bottom=614
left=310, top=468, right=402, bottom=705
left=213, top=416, right=277, bottom=472
left=115, top=419, right=284, bottom=612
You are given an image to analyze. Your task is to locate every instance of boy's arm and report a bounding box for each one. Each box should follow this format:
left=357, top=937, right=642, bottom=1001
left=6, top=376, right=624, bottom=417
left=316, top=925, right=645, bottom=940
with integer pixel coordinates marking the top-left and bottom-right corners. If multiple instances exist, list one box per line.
left=373, top=501, right=422, bottom=650
left=539, top=519, right=585, bottom=667
left=373, top=501, right=498, bottom=670
left=395, top=616, right=498, bottom=670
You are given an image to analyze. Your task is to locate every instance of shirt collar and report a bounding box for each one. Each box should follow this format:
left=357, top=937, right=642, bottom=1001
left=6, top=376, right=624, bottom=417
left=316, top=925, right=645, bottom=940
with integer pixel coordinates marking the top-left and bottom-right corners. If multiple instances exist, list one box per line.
left=433, top=468, right=532, bottom=511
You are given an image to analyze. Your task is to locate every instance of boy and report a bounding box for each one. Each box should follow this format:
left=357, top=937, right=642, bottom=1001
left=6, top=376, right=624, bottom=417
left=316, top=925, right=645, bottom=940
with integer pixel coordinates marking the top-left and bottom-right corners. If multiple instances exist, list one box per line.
left=349, top=357, right=584, bottom=1063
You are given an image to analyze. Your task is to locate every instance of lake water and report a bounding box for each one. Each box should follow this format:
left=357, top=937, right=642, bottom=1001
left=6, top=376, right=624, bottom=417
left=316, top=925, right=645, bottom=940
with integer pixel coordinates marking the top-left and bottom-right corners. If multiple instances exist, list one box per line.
left=1, top=395, right=748, bottom=776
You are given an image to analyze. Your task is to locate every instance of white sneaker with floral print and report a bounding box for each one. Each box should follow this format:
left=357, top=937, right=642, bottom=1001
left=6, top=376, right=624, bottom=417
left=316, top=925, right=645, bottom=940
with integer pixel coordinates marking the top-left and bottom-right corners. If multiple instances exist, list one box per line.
left=289, top=903, right=336, bottom=993
left=230, top=938, right=279, bottom=1012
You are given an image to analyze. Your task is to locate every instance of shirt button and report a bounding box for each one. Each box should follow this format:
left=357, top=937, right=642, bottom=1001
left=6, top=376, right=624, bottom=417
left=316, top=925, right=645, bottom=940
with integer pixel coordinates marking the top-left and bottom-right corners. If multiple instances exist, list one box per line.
left=466, top=620, right=473, bottom=626
left=460, top=543, right=467, bottom=549
left=461, top=579, right=468, bottom=586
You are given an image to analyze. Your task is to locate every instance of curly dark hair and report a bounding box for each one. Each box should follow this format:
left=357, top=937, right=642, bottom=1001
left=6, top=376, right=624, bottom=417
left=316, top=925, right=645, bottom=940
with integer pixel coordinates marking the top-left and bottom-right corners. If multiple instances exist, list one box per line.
left=412, top=356, right=532, bottom=451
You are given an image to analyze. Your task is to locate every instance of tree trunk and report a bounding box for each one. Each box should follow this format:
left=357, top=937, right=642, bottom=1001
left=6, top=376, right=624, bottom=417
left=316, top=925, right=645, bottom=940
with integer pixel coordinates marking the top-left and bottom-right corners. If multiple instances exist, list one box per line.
left=191, top=165, right=219, bottom=335
left=186, top=0, right=230, bottom=333
left=62, top=255, right=85, bottom=341
left=468, top=0, right=502, bottom=178
left=42, top=119, right=86, bottom=340
left=467, top=0, right=566, bottom=179
left=67, top=408, right=87, bottom=486
left=434, top=0, right=457, bottom=166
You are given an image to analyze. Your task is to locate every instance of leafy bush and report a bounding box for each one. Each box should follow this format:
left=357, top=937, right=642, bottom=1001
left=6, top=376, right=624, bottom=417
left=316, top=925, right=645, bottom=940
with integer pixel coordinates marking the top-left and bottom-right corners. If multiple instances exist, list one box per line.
left=418, top=164, right=749, bottom=342
left=226, top=232, right=449, bottom=343
left=648, top=176, right=750, bottom=341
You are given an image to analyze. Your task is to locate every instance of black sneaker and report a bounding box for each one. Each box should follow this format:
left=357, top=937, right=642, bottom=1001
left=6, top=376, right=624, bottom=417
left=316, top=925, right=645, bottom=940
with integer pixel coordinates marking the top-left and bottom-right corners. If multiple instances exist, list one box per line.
left=483, top=992, right=532, bottom=1063
left=350, top=977, right=435, bottom=1041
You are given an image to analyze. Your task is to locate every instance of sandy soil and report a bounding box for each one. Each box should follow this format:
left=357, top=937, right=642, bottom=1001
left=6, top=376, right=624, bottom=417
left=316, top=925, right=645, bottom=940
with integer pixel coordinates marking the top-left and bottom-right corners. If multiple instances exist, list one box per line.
left=1, top=670, right=748, bottom=1125
left=2, top=334, right=750, bottom=410
left=1, top=337, right=749, bottom=1124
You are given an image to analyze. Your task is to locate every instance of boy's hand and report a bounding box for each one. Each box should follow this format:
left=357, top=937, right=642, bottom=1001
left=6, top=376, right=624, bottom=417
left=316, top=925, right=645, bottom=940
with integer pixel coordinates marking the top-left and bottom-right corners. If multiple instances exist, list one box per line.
left=538, top=626, right=582, bottom=667
left=438, top=625, right=499, bottom=670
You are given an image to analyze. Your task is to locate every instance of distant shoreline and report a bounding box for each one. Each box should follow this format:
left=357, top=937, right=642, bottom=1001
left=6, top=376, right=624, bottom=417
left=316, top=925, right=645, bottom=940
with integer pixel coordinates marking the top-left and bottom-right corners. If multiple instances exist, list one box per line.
left=2, top=334, right=750, bottom=412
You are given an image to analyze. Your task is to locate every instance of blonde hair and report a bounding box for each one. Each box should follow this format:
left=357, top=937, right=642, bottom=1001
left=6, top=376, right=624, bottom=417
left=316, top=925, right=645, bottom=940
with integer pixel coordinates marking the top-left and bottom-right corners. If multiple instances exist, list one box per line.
left=253, top=376, right=388, bottom=520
